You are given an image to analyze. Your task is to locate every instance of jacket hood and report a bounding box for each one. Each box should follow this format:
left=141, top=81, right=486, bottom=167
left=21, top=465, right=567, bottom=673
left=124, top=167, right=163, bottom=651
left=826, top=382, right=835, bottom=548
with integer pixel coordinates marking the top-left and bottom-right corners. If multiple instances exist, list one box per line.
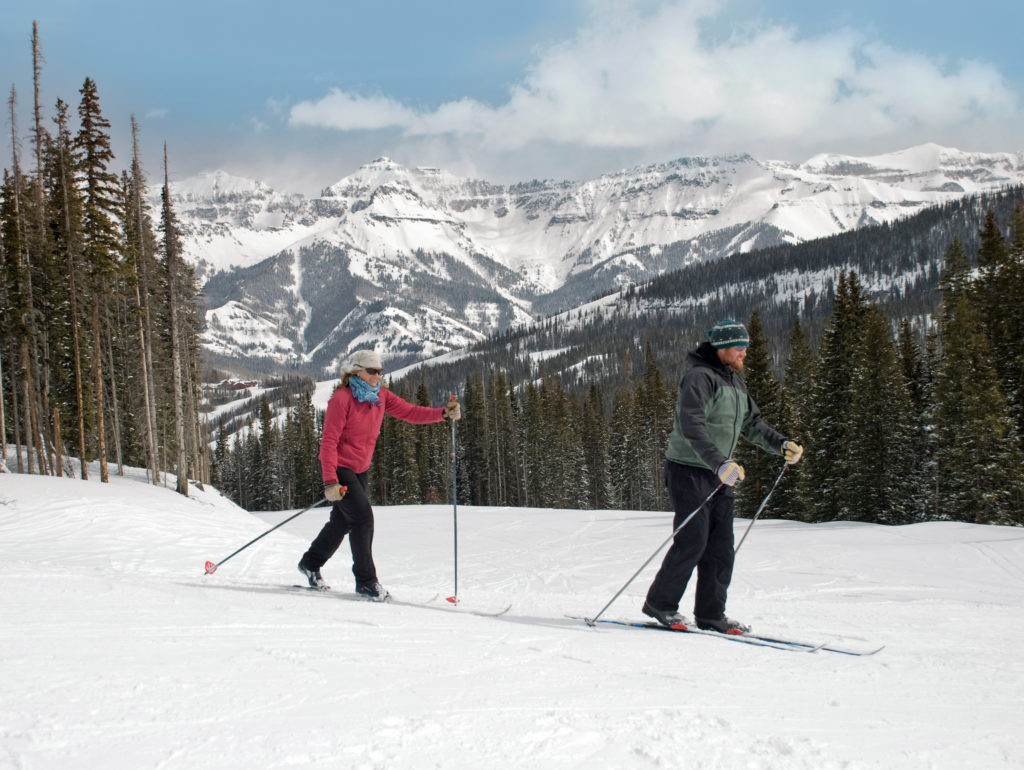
left=689, top=341, right=730, bottom=373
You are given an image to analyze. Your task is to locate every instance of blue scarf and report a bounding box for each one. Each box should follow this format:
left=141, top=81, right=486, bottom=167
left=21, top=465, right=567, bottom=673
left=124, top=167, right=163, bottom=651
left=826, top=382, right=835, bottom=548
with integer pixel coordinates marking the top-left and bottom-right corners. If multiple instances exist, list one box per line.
left=350, top=375, right=382, bottom=405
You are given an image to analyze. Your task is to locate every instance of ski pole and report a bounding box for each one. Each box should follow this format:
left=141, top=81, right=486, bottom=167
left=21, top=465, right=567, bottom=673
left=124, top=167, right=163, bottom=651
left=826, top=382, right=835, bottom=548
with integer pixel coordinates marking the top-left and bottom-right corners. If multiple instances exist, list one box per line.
left=447, top=394, right=459, bottom=604
left=203, top=495, right=334, bottom=575
left=585, top=482, right=723, bottom=626
left=734, top=462, right=788, bottom=556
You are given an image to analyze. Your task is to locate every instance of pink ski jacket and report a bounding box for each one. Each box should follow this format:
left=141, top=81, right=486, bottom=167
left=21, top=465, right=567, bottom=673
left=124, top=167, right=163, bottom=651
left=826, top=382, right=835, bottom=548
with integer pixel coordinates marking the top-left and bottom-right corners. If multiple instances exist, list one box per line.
left=319, top=385, right=445, bottom=483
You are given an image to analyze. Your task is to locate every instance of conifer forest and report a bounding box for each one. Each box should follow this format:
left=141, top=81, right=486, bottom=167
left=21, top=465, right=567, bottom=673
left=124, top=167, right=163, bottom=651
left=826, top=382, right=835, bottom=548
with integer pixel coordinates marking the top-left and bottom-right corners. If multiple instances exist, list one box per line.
left=4, top=26, right=1024, bottom=527
left=1, top=25, right=206, bottom=494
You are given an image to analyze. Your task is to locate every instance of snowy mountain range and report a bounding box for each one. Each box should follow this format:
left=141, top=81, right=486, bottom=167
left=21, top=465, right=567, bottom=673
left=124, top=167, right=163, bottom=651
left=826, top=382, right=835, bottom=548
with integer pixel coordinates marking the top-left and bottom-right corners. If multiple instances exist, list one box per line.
left=157, top=144, right=1024, bottom=375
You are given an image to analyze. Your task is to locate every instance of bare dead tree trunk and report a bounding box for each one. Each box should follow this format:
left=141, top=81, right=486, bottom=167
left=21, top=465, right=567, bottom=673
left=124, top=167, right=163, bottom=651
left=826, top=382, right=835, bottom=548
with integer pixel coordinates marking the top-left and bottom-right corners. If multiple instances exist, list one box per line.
left=184, top=333, right=205, bottom=490
left=52, top=405, right=65, bottom=477
left=91, top=301, right=108, bottom=482
left=102, top=301, right=124, bottom=475
left=8, top=86, right=43, bottom=474
left=0, top=343, right=7, bottom=472
left=11, top=349, right=23, bottom=473
left=130, top=116, right=159, bottom=484
left=163, top=145, right=188, bottom=496
left=31, top=20, right=56, bottom=476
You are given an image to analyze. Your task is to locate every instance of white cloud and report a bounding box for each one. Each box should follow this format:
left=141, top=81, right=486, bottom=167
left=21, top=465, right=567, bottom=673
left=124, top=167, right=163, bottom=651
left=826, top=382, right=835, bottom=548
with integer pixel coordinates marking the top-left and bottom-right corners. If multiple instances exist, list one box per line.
left=145, top=108, right=168, bottom=120
left=286, top=0, right=1020, bottom=165
left=289, top=89, right=418, bottom=131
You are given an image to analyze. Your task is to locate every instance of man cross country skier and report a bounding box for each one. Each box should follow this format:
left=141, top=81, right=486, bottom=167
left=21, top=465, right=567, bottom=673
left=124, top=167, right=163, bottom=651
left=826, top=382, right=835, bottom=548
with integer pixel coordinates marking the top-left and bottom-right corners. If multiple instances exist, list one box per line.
left=642, top=319, right=804, bottom=633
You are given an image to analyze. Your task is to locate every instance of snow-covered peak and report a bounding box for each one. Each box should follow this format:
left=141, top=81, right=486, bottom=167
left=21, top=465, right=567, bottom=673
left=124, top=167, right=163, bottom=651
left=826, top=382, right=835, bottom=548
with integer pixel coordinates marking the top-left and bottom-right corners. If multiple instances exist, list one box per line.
left=169, top=169, right=276, bottom=203
left=799, top=144, right=1024, bottom=192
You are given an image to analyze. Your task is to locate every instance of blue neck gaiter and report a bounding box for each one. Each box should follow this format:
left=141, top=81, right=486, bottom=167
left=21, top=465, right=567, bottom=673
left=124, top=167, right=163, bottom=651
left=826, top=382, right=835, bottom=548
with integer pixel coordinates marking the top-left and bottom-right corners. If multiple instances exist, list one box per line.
left=350, top=375, right=382, bottom=405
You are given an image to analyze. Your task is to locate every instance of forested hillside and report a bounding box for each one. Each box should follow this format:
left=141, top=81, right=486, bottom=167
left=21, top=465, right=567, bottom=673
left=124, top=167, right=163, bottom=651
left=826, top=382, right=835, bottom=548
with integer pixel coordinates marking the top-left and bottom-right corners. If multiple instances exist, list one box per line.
left=1, top=26, right=205, bottom=494
left=215, top=190, right=1024, bottom=525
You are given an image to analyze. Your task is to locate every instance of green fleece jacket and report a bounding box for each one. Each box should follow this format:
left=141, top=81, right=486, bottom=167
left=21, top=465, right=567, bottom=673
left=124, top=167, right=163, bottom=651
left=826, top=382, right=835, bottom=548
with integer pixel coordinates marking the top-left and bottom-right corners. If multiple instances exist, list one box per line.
left=665, top=342, right=786, bottom=471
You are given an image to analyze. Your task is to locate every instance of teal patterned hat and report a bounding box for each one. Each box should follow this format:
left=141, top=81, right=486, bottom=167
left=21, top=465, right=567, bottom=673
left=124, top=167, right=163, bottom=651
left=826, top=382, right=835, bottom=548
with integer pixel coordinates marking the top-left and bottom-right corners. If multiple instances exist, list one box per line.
left=706, top=319, right=750, bottom=349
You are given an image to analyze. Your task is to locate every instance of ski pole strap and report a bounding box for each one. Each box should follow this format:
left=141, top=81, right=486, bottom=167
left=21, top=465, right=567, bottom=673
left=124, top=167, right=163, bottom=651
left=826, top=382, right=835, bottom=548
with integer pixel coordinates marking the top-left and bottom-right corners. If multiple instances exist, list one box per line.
left=734, top=463, right=787, bottom=555
left=585, top=482, right=723, bottom=626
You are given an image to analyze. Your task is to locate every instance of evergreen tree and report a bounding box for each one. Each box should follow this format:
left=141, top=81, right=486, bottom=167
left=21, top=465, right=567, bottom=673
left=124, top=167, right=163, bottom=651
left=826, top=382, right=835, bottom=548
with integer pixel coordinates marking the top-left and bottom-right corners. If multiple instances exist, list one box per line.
left=609, top=386, right=644, bottom=510
left=637, top=344, right=673, bottom=511
left=804, top=272, right=869, bottom=521
left=487, top=370, right=518, bottom=506
left=842, top=306, right=920, bottom=523
left=735, top=310, right=786, bottom=520
left=933, top=241, right=1024, bottom=523
left=46, top=98, right=91, bottom=478
left=256, top=397, right=279, bottom=510
left=388, top=382, right=420, bottom=504
left=580, top=383, right=611, bottom=509
left=460, top=372, right=489, bottom=505
left=76, top=77, right=122, bottom=483
left=158, top=145, right=189, bottom=495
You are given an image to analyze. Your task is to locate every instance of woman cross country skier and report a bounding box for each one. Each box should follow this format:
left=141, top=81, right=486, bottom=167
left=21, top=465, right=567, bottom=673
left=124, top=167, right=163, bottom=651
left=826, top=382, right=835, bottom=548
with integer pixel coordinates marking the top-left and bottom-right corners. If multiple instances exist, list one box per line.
left=298, top=350, right=461, bottom=599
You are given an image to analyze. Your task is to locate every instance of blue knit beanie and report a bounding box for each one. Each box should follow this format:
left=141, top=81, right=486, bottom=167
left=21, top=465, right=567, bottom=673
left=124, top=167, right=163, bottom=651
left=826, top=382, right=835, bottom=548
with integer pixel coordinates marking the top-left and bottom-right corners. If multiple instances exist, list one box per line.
left=706, top=319, right=750, bottom=349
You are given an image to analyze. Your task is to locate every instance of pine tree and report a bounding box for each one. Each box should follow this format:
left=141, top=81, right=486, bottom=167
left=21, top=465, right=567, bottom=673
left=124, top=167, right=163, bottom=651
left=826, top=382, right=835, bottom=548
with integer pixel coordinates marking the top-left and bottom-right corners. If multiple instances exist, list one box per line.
left=460, top=372, right=489, bottom=505
left=76, top=77, right=123, bottom=483
left=46, top=98, right=91, bottom=478
left=580, top=383, right=611, bottom=509
left=735, top=310, right=786, bottom=520
left=771, top=318, right=814, bottom=521
left=638, top=343, right=673, bottom=510
left=842, top=306, right=920, bottom=523
left=158, top=145, right=189, bottom=495
left=482, top=370, right=515, bottom=506
left=388, top=382, right=420, bottom=504
left=609, top=386, right=643, bottom=510
left=804, top=271, right=869, bottom=521
left=933, top=241, right=1024, bottom=523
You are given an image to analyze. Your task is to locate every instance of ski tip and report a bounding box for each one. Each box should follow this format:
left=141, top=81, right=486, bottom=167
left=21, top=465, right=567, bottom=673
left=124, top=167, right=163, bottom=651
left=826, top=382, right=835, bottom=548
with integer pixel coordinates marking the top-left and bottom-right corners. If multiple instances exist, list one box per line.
left=446, top=596, right=459, bottom=604
left=204, top=561, right=217, bottom=575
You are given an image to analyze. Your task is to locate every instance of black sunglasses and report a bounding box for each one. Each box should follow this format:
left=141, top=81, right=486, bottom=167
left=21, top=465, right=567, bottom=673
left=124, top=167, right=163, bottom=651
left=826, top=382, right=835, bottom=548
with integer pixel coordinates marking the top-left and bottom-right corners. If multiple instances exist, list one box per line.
left=363, top=368, right=384, bottom=376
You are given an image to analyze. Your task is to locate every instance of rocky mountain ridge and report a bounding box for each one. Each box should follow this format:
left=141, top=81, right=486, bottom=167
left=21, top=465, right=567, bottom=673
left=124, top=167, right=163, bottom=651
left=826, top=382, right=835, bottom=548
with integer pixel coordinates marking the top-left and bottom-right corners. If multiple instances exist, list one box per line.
left=157, top=145, right=1024, bottom=376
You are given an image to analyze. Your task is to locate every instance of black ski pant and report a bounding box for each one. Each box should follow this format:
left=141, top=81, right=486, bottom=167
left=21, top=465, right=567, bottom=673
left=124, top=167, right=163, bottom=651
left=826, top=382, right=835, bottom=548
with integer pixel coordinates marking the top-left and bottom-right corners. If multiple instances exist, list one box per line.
left=644, top=460, right=735, bottom=620
left=301, top=468, right=378, bottom=586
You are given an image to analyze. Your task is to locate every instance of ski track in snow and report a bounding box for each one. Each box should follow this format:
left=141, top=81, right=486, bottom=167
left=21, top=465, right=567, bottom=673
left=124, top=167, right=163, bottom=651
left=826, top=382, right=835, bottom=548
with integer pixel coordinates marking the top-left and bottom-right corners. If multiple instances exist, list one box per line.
left=1, top=463, right=1023, bottom=769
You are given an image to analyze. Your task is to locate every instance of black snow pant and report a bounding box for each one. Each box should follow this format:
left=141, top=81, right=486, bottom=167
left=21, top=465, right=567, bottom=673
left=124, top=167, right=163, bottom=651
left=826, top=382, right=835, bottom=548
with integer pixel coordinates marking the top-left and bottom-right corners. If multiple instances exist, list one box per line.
left=300, top=468, right=378, bottom=587
left=644, top=460, right=735, bottom=620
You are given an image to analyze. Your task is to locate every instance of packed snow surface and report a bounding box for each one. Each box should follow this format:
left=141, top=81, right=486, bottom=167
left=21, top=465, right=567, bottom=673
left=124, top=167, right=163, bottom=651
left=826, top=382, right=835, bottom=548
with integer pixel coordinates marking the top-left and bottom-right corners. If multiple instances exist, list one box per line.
left=2, top=463, right=1022, bottom=769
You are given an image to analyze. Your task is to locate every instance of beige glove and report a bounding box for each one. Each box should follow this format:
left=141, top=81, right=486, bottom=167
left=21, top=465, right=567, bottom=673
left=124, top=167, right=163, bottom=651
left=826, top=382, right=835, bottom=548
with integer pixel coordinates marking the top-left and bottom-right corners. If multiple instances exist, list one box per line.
left=782, top=440, right=804, bottom=465
left=716, top=460, right=745, bottom=486
left=324, top=483, right=347, bottom=502
left=443, top=400, right=462, bottom=421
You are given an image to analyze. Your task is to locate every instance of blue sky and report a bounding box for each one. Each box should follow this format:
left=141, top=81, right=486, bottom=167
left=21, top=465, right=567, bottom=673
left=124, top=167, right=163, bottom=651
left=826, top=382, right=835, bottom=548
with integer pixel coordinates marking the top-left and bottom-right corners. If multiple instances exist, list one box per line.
left=3, top=0, right=1022, bottom=194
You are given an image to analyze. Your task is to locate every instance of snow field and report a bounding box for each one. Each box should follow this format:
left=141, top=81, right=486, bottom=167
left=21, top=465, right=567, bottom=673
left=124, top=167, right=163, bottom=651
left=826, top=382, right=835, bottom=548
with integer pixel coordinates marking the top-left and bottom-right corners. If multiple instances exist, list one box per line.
left=1, top=466, right=1022, bottom=769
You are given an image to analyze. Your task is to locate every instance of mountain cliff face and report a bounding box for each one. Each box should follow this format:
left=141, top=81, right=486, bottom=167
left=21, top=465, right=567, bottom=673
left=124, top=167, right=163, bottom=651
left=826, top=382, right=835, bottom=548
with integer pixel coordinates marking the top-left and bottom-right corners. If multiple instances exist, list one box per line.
left=159, top=145, right=1024, bottom=375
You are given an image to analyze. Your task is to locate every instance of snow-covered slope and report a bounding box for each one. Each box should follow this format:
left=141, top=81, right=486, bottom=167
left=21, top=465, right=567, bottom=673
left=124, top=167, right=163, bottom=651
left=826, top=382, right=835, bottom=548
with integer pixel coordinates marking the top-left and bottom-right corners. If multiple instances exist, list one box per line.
left=2, top=462, right=1023, bottom=768
left=159, top=145, right=1024, bottom=374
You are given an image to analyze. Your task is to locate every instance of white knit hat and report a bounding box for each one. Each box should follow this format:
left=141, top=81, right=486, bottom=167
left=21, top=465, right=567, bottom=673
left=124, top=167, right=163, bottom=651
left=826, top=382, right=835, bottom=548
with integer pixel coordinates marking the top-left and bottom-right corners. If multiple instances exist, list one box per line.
left=343, top=349, right=383, bottom=374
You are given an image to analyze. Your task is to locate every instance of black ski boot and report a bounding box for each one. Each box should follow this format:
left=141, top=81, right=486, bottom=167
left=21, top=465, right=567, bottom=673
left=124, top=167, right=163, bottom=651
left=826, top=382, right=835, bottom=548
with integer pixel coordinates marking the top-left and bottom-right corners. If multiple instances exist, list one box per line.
left=642, top=601, right=689, bottom=629
left=298, top=561, right=329, bottom=590
left=695, top=616, right=750, bottom=634
left=355, top=581, right=391, bottom=602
